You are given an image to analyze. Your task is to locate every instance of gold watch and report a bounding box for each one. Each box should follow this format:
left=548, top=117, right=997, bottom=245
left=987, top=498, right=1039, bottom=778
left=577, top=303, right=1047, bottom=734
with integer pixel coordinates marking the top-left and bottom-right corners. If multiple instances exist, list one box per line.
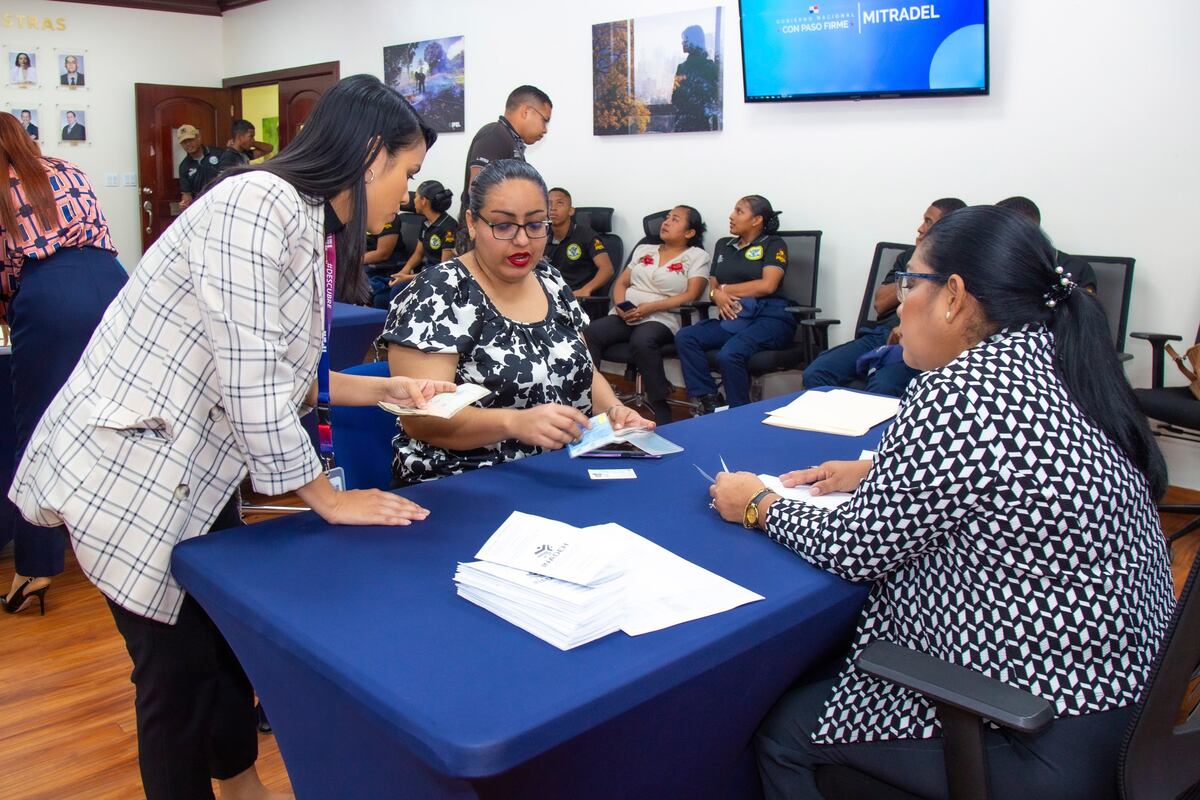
left=743, top=488, right=775, bottom=529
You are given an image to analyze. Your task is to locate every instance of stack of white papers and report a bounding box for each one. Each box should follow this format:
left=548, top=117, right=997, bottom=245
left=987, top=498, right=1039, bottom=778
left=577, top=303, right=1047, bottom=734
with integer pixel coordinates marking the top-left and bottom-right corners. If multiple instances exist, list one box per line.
left=763, top=389, right=900, bottom=437
left=455, top=511, right=763, bottom=650
left=757, top=474, right=853, bottom=510
left=378, top=384, right=491, bottom=418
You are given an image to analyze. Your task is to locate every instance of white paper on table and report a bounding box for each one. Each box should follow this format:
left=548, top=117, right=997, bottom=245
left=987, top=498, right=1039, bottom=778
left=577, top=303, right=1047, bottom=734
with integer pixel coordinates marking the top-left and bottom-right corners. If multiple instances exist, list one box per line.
left=758, top=474, right=852, bottom=510
left=859, top=450, right=877, bottom=461
left=474, top=511, right=628, bottom=586
left=764, top=389, right=900, bottom=437
left=580, top=523, right=764, bottom=636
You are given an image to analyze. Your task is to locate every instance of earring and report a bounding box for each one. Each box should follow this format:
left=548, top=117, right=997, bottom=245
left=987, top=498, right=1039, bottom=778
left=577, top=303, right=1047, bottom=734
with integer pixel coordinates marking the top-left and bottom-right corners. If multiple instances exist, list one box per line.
left=365, top=168, right=375, bottom=184
left=944, top=311, right=951, bottom=321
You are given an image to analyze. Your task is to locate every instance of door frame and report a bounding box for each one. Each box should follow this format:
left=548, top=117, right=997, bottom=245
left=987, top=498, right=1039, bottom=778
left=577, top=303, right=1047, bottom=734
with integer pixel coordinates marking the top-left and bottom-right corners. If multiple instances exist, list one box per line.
left=224, top=60, right=340, bottom=119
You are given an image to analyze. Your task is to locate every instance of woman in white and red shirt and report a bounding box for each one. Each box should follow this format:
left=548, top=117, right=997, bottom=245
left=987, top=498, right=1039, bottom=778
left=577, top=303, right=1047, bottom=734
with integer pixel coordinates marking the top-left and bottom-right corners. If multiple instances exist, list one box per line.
left=583, top=205, right=710, bottom=425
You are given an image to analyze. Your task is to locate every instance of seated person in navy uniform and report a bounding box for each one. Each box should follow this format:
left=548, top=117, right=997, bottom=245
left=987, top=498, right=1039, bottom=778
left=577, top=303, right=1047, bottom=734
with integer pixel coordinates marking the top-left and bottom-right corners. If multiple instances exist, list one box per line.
left=803, top=197, right=966, bottom=397
left=364, top=212, right=409, bottom=309
left=675, top=195, right=794, bottom=412
left=995, top=196, right=1099, bottom=293
left=544, top=187, right=614, bottom=298
left=388, top=180, right=458, bottom=300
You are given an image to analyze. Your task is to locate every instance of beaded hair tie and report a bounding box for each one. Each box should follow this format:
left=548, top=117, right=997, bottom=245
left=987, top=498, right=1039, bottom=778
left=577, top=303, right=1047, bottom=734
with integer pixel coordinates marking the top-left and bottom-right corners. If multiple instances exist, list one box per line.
left=1043, top=265, right=1076, bottom=308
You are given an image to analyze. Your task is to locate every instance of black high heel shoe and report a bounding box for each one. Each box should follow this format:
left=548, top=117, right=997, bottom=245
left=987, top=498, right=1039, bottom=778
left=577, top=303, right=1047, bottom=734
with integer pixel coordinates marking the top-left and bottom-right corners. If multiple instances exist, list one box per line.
left=1, top=578, right=48, bottom=616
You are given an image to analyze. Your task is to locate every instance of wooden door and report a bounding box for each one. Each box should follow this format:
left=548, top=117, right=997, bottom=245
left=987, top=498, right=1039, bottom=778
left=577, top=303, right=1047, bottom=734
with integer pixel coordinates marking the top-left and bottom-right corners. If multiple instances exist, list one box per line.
left=135, top=83, right=233, bottom=251
left=279, top=74, right=332, bottom=148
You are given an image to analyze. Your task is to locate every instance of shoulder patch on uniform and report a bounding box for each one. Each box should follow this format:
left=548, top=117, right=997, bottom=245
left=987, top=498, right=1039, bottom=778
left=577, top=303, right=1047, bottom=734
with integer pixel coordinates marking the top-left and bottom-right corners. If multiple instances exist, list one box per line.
left=746, top=245, right=764, bottom=261
left=566, top=243, right=583, bottom=261
left=429, top=234, right=442, bottom=250
left=593, top=238, right=605, bottom=251
left=774, top=249, right=788, bottom=264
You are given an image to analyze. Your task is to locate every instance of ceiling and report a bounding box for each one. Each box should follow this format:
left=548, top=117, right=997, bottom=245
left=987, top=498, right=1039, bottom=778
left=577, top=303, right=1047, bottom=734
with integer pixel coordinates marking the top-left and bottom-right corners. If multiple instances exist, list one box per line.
left=54, top=0, right=267, bottom=15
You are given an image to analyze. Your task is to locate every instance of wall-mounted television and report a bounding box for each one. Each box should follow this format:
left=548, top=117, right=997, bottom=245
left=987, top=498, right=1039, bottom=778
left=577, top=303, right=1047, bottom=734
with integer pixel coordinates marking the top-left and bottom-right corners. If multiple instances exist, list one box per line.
left=739, top=1, right=989, bottom=102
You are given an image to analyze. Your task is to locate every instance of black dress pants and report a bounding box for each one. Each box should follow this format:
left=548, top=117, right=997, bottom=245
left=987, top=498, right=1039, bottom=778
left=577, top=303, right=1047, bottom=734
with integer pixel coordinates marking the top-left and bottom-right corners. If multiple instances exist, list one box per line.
left=755, top=676, right=1132, bottom=800
left=584, top=314, right=675, bottom=404
left=107, top=497, right=257, bottom=800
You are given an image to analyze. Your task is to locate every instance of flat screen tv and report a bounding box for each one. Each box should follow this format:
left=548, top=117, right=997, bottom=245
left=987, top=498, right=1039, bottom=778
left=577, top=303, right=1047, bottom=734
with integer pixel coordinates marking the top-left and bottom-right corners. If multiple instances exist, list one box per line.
left=739, top=0, right=989, bottom=102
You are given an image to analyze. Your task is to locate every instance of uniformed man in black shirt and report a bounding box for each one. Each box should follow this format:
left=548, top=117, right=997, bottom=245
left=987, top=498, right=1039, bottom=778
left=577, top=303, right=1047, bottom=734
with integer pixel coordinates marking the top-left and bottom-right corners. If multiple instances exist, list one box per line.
left=176, top=124, right=224, bottom=210
left=365, top=212, right=410, bottom=308
left=460, top=85, right=551, bottom=218
left=995, top=196, right=1098, bottom=292
left=217, top=118, right=274, bottom=171
left=544, top=187, right=613, bottom=297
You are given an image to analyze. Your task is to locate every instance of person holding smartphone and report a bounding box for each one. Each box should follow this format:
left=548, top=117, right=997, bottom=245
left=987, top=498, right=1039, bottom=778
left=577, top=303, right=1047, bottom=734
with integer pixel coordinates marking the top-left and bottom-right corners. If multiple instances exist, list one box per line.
left=583, top=205, right=710, bottom=425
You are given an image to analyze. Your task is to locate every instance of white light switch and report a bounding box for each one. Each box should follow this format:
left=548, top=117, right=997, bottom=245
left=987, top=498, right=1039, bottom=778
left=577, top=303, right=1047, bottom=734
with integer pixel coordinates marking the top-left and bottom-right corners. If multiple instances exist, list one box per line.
left=104, top=173, right=118, bottom=188
left=122, top=173, right=137, bottom=187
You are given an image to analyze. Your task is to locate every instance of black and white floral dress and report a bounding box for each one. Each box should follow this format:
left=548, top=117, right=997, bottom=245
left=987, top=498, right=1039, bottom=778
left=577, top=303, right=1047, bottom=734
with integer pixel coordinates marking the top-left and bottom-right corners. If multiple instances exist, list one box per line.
left=762, top=325, right=1175, bottom=745
left=378, top=258, right=594, bottom=484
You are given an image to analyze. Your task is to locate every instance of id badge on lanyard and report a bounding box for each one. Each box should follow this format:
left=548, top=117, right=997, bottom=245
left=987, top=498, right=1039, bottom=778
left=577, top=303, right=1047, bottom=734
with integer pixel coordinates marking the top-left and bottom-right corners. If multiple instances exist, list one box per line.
left=317, top=234, right=345, bottom=491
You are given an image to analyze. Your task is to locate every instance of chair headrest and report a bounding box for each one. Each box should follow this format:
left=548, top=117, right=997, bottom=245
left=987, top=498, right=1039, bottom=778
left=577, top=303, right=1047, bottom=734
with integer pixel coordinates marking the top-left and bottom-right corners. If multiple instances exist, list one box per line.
left=574, top=207, right=614, bottom=234
left=643, top=210, right=670, bottom=239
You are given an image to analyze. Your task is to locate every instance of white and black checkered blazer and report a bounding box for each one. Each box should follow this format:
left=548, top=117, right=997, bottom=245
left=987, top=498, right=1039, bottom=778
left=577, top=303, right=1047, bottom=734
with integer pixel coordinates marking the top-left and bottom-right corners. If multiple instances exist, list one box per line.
left=764, top=325, right=1175, bottom=745
left=10, top=171, right=327, bottom=624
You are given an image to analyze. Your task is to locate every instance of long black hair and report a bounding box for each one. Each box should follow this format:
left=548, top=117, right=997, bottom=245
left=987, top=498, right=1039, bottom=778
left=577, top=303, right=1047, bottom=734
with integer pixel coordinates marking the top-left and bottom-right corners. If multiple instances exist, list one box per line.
left=740, top=194, right=781, bottom=234
left=463, top=159, right=548, bottom=252
left=920, top=205, right=1167, bottom=498
left=674, top=204, right=707, bottom=250
left=214, top=74, right=436, bottom=303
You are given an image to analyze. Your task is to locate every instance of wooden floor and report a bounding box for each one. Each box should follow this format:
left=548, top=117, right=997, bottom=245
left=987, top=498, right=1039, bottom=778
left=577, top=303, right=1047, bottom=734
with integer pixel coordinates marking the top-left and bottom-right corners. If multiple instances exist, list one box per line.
left=1, top=487, right=1197, bottom=799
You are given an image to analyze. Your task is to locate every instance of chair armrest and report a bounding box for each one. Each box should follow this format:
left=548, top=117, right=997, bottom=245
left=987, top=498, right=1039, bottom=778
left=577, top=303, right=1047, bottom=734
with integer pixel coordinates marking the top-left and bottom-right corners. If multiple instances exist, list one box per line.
left=856, top=641, right=1054, bottom=734
left=786, top=305, right=821, bottom=318
left=1117, top=351, right=1134, bottom=363
left=1130, top=332, right=1184, bottom=389
left=800, top=318, right=840, bottom=329
left=678, top=301, right=715, bottom=329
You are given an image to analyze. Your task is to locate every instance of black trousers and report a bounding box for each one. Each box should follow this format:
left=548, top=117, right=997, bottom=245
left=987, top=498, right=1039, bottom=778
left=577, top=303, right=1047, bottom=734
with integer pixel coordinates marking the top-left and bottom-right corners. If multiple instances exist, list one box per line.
left=583, top=314, right=675, bottom=404
left=107, top=498, right=257, bottom=800
left=755, top=676, right=1132, bottom=800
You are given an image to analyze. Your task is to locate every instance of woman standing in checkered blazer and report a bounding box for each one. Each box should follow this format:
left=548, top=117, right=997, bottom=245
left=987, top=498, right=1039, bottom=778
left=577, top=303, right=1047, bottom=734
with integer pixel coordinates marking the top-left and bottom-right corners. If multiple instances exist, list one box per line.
left=10, top=75, right=453, bottom=800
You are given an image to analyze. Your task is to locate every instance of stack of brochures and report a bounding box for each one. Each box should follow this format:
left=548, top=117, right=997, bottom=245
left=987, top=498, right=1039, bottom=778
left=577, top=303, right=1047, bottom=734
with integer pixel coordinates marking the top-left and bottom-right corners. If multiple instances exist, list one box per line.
left=566, top=414, right=684, bottom=458
left=763, top=389, right=900, bottom=437
left=455, top=511, right=763, bottom=651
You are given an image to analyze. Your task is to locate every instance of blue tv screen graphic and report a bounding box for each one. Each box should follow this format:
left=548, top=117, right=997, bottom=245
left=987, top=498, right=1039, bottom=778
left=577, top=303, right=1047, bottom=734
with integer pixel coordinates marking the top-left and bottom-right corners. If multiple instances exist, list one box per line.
left=740, top=0, right=988, bottom=101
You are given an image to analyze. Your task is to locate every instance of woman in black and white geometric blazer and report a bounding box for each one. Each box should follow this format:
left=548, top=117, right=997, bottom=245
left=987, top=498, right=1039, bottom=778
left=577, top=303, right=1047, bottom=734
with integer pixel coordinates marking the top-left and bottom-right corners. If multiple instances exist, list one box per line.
left=10, top=76, right=453, bottom=800
left=711, top=205, right=1174, bottom=800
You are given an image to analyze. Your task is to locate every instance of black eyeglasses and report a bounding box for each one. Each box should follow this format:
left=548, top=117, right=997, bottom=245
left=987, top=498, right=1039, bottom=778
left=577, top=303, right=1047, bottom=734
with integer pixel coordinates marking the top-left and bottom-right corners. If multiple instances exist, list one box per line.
left=894, top=271, right=948, bottom=302
left=524, top=104, right=550, bottom=126
left=475, top=213, right=550, bottom=241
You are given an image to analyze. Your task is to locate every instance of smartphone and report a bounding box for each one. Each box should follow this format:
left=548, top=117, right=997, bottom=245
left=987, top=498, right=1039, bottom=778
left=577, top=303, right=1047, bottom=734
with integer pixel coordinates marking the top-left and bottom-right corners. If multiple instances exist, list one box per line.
left=580, top=441, right=661, bottom=458
left=616, top=300, right=638, bottom=312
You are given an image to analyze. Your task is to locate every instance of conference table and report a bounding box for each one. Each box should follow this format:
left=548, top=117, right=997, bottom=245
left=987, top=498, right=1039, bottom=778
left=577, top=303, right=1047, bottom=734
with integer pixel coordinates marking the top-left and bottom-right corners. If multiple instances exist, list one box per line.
left=174, top=392, right=889, bottom=799
left=328, top=301, right=388, bottom=370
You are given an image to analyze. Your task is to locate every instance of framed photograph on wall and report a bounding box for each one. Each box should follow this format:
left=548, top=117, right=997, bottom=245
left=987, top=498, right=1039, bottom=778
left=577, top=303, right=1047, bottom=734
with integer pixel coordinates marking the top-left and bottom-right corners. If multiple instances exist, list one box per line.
left=56, top=51, right=86, bottom=89
left=58, top=106, right=87, bottom=143
left=593, top=7, right=724, bottom=135
left=10, top=107, right=40, bottom=140
left=6, top=48, right=39, bottom=87
left=383, top=36, right=465, bottom=133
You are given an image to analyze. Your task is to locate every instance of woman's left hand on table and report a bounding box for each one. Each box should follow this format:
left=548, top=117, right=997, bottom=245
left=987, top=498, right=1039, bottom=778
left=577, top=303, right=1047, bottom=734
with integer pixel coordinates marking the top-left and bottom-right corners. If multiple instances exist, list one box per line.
left=709, top=472, right=766, bottom=524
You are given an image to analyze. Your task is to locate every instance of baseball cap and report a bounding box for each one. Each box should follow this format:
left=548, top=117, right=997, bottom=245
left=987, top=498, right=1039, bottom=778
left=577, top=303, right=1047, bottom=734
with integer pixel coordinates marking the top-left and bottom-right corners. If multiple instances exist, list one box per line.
left=176, top=124, right=201, bottom=143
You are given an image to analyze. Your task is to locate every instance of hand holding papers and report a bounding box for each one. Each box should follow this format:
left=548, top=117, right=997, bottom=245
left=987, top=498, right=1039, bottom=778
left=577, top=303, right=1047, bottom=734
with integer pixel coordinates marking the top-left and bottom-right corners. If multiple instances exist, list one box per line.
left=456, top=512, right=763, bottom=650
left=758, top=474, right=852, bottom=510
left=379, top=384, right=491, bottom=418
left=568, top=413, right=683, bottom=458
left=763, top=389, right=899, bottom=437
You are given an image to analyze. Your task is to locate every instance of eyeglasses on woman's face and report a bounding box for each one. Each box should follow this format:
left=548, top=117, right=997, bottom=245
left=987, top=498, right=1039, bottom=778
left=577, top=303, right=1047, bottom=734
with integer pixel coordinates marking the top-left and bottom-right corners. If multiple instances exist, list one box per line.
left=475, top=214, right=550, bottom=241
left=894, top=271, right=948, bottom=303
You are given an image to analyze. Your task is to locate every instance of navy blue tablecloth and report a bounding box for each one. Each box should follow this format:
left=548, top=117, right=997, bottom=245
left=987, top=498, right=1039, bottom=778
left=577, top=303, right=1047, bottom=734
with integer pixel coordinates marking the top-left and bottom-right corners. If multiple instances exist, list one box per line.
left=328, top=301, right=387, bottom=371
left=174, top=393, right=888, bottom=799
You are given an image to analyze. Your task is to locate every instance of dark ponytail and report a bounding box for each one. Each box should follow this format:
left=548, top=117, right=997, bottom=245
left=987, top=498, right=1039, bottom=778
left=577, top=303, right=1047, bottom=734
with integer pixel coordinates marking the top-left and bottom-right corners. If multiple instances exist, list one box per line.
left=417, top=179, right=454, bottom=214
left=676, top=204, right=707, bottom=250
left=463, top=159, right=548, bottom=253
left=742, top=194, right=781, bottom=235
left=921, top=205, right=1167, bottom=498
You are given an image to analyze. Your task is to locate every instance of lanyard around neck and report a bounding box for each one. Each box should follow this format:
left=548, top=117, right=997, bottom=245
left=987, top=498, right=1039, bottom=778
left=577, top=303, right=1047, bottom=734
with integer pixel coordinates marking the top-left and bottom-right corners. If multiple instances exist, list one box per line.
left=316, top=234, right=336, bottom=470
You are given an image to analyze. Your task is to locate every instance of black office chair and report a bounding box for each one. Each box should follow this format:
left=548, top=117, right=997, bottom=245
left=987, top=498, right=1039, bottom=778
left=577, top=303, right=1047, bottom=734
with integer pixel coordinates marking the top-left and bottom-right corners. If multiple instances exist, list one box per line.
left=1133, top=322, right=1200, bottom=549
left=572, top=206, right=625, bottom=319
left=1080, top=255, right=1136, bottom=360
left=398, top=212, right=423, bottom=260
left=816, top=550, right=1200, bottom=800
left=802, top=241, right=911, bottom=359
left=691, top=231, right=824, bottom=403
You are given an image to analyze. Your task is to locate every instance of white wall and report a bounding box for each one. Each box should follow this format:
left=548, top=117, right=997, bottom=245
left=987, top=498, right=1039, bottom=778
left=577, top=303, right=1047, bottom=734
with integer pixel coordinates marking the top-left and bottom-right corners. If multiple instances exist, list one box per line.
left=4, top=1, right=223, bottom=265
left=222, top=0, right=1200, bottom=485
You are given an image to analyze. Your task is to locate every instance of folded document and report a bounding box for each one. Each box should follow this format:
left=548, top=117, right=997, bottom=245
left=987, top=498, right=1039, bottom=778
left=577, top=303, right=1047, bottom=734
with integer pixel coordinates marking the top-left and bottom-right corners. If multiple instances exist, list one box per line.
left=763, top=389, right=899, bottom=437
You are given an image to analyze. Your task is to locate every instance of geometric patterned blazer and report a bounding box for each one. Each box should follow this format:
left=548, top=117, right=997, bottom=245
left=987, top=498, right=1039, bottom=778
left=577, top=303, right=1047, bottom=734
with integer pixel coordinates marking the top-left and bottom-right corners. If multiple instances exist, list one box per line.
left=9, top=171, right=327, bottom=624
left=763, top=325, right=1175, bottom=744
